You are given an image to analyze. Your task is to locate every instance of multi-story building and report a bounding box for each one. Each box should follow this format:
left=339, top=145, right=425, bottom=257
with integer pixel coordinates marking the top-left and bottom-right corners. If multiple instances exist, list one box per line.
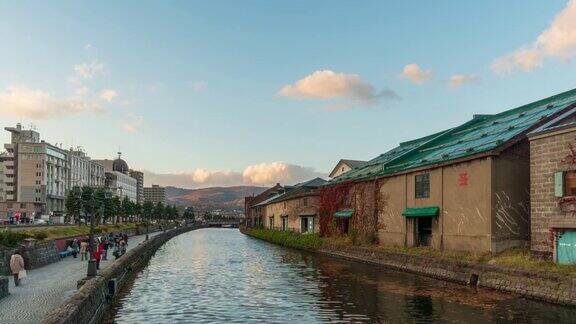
left=253, top=178, right=327, bottom=234
left=95, top=154, right=138, bottom=202
left=129, top=170, right=144, bottom=204
left=144, top=185, right=166, bottom=205
left=244, top=183, right=284, bottom=228
left=68, top=147, right=105, bottom=188
left=322, top=88, right=576, bottom=254
left=0, top=124, right=70, bottom=218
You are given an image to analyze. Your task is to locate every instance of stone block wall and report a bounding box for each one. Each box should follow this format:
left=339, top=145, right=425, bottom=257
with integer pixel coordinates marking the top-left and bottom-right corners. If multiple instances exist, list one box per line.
left=320, top=243, right=576, bottom=306
left=530, top=128, right=576, bottom=259
left=22, top=241, right=60, bottom=270
left=0, top=248, right=18, bottom=275
left=0, top=276, right=8, bottom=300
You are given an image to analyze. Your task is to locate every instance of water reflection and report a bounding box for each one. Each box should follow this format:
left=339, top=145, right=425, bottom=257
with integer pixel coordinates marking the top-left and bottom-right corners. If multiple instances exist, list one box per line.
left=110, top=229, right=576, bottom=323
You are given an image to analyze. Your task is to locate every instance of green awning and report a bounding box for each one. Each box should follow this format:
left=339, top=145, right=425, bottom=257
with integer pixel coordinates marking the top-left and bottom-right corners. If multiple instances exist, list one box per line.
left=402, top=206, right=439, bottom=218
left=334, top=210, right=353, bottom=218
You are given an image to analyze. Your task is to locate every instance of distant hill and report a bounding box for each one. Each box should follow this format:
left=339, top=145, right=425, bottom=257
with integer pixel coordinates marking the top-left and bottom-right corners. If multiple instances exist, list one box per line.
left=165, top=186, right=267, bottom=210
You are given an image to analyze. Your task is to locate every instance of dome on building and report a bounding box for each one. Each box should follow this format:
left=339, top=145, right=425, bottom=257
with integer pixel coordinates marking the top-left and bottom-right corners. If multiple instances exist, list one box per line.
left=112, top=152, right=129, bottom=173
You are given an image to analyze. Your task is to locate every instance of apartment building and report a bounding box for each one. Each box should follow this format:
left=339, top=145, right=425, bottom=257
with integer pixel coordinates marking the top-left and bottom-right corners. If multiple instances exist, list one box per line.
left=129, top=170, right=144, bottom=204
left=144, top=185, right=166, bottom=205
left=0, top=124, right=70, bottom=218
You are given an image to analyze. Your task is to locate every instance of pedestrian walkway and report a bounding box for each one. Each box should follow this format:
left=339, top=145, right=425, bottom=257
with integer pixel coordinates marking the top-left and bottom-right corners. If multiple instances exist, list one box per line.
left=0, top=232, right=160, bottom=324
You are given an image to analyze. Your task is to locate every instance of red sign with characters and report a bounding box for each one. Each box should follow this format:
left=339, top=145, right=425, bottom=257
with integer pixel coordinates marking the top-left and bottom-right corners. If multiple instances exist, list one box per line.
left=458, top=172, right=469, bottom=186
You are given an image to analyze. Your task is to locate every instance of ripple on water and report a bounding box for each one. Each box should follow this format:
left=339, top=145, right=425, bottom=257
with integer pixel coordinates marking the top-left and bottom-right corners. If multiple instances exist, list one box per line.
left=111, top=229, right=576, bottom=323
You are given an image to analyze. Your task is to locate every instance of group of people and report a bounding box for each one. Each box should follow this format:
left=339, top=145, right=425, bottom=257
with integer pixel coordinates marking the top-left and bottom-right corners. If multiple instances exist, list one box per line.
left=66, top=232, right=129, bottom=269
left=8, top=232, right=132, bottom=288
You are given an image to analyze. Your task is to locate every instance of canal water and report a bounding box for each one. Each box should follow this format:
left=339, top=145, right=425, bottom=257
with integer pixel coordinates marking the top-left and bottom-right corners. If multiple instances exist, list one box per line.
left=110, top=228, right=576, bottom=323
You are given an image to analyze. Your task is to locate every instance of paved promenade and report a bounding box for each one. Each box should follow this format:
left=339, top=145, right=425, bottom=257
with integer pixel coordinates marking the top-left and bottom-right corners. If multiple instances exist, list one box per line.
left=0, top=232, right=159, bottom=324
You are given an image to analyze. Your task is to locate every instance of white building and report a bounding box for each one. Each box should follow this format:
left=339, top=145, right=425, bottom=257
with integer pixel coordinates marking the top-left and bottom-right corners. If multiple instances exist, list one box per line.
left=96, top=154, right=138, bottom=203
left=68, top=148, right=105, bottom=188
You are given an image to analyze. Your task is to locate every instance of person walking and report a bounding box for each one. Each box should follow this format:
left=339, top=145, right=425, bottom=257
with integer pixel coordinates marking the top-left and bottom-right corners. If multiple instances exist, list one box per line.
left=71, top=239, right=79, bottom=258
left=10, top=250, right=25, bottom=287
left=80, top=240, right=88, bottom=261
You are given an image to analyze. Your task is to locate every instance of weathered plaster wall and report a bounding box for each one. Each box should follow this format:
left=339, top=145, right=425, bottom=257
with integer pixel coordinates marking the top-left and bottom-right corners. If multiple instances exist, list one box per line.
left=376, top=175, right=406, bottom=247
left=493, top=141, right=531, bottom=253
left=442, top=158, right=492, bottom=252
left=374, top=157, right=494, bottom=252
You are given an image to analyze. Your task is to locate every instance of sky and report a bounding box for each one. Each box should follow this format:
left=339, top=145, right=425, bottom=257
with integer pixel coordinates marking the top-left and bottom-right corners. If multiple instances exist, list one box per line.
left=1, top=1, right=575, bottom=188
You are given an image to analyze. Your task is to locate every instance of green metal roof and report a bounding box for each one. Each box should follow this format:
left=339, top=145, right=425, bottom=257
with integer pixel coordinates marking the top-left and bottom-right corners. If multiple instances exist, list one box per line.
left=330, top=88, right=576, bottom=184
left=402, top=206, right=439, bottom=217
left=334, top=210, right=353, bottom=218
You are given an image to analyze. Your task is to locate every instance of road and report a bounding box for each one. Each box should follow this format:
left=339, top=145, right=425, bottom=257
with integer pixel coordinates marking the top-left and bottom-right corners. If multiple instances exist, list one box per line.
left=0, top=232, right=160, bottom=324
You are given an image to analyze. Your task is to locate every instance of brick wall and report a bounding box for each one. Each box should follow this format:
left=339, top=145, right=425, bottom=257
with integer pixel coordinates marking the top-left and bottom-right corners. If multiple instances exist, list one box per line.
left=530, top=127, right=576, bottom=258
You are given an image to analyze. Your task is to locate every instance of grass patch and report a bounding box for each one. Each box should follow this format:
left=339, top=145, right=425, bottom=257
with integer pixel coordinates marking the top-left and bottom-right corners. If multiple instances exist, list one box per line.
left=324, top=237, right=576, bottom=276
left=247, top=228, right=323, bottom=250
left=23, top=223, right=140, bottom=240
left=489, top=248, right=576, bottom=276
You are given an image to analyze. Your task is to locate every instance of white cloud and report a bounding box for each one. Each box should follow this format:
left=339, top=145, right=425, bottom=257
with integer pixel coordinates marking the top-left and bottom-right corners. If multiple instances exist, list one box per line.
left=84, top=44, right=93, bottom=50
left=120, top=113, right=143, bottom=133
left=492, top=0, right=576, bottom=73
left=447, top=74, right=481, bottom=88
left=0, top=86, right=103, bottom=119
left=74, top=60, right=106, bottom=79
left=100, top=89, right=117, bottom=102
left=399, top=64, right=432, bottom=84
left=279, top=70, right=397, bottom=106
left=142, top=162, right=327, bottom=188
left=189, top=81, right=207, bottom=93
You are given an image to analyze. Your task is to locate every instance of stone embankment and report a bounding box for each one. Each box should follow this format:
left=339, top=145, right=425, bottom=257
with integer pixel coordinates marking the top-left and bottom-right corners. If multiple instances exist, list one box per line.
left=42, top=225, right=204, bottom=324
left=242, top=229, right=576, bottom=307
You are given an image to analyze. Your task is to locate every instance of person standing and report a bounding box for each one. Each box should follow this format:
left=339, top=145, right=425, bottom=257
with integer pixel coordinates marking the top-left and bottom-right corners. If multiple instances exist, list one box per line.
left=71, top=239, right=79, bottom=258
left=94, top=242, right=104, bottom=270
left=80, top=240, right=88, bottom=261
left=10, top=250, right=25, bottom=287
left=102, top=237, right=109, bottom=261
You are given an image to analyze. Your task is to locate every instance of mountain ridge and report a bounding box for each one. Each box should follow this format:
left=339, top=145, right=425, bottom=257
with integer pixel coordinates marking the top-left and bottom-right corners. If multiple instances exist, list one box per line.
left=165, top=185, right=267, bottom=210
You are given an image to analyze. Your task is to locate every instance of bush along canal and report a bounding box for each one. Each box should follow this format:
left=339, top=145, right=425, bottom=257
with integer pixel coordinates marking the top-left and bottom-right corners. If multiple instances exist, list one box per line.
left=103, top=228, right=576, bottom=323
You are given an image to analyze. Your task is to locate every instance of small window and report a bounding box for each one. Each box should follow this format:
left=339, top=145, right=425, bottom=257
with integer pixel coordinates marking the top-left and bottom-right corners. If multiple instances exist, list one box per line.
left=20, top=203, right=26, bottom=208
left=303, top=198, right=308, bottom=206
left=565, top=171, right=576, bottom=196
left=415, top=173, right=430, bottom=199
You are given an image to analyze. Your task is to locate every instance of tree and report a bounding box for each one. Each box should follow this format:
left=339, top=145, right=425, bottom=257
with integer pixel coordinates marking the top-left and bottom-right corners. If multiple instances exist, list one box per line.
left=65, top=187, right=83, bottom=224
left=112, top=196, right=121, bottom=224
left=183, top=207, right=195, bottom=221
left=93, top=187, right=110, bottom=225
left=142, top=201, right=154, bottom=222
left=134, top=202, right=142, bottom=222
left=80, top=186, right=98, bottom=224
left=153, top=202, right=164, bottom=222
